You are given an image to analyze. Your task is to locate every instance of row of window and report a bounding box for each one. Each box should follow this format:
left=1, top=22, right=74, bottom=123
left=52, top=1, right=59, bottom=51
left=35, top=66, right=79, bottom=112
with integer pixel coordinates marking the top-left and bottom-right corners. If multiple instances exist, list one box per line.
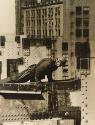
left=76, top=29, right=89, bottom=38
left=76, top=18, right=89, bottom=27
left=27, top=18, right=60, bottom=27
left=26, top=6, right=61, bottom=18
left=26, top=28, right=61, bottom=37
left=75, top=6, right=89, bottom=39
left=76, top=6, right=89, bottom=16
left=26, top=18, right=61, bottom=36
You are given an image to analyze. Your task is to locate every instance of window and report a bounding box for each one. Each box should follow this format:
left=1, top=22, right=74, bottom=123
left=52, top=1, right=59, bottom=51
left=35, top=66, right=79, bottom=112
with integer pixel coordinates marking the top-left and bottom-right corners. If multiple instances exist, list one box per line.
left=58, top=7, right=60, bottom=15
left=51, top=8, right=53, bottom=17
left=55, top=7, right=60, bottom=16
left=76, top=7, right=82, bottom=15
left=83, top=29, right=89, bottom=37
left=45, top=38, right=52, bottom=49
left=55, top=7, right=57, bottom=16
left=83, top=7, right=89, bottom=16
left=31, top=10, right=35, bottom=18
left=58, top=29, right=60, bottom=36
left=17, top=57, right=24, bottom=65
left=75, top=42, right=90, bottom=58
left=76, top=18, right=82, bottom=27
left=77, top=58, right=89, bottom=69
left=1, top=41, right=5, bottom=46
left=83, top=20, right=89, bottom=27
left=26, top=20, right=30, bottom=27
left=76, top=29, right=82, bottom=37
left=7, top=59, right=18, bottom=77
left=45, top=30, right=47, bottom=36
left=62, top=42, right=68, bottom=51
left=26, top=10, right=30, bottom=17
left=37, top=30, right=41, bottom=36
left=37, top=9, right=41, bottom=18
left=15, top=36, right=20, bottom=43
left=81, top=58, right=89, bottom=69
left=22, top=38, right=30, bottom=49
left=0, top=36, right=5, bottom=46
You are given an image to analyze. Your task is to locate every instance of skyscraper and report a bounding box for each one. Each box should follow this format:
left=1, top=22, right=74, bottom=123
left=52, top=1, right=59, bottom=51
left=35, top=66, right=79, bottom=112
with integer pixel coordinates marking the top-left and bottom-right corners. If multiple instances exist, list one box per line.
left=15, top=0, right=37, bottom=35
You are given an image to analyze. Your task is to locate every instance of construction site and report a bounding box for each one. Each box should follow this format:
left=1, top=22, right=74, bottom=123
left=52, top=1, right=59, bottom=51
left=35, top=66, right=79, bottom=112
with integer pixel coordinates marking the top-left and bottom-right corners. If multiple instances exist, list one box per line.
left=0, top=0, right=95, bottom=125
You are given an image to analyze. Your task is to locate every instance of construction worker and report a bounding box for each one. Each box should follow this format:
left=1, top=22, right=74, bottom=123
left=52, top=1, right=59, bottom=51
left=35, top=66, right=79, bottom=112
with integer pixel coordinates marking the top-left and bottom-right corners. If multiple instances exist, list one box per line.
left=34, top=57, right=66, bottom=83
left=1, top=57, right=66, bottom=84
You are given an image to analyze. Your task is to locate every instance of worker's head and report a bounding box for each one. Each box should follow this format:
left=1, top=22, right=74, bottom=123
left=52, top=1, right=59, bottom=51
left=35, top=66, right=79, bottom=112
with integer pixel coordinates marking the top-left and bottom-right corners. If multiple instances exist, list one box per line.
left=55, top=58, right=61, bottom=67
left=56, top=57, right=67, bottom=67
left=60, top=57, right=67, bottom=67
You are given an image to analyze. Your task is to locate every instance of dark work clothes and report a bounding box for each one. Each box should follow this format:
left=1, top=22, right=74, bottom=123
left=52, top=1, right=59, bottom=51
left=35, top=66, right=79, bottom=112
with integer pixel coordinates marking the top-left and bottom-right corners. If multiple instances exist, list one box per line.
left=6, top=58, right=58, bottom=83
left=14, top=64, right=36, bottom=83
left=35, top=58, right=58, bottom=82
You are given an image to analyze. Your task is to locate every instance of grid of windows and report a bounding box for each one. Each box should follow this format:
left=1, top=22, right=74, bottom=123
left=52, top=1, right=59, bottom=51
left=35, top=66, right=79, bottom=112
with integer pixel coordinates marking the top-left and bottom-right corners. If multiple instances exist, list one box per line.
left=25, top=4, right=62, bottom=37
left=76, top=6, right=90, bottom=71
left=76, top=6, right=89, bottom=39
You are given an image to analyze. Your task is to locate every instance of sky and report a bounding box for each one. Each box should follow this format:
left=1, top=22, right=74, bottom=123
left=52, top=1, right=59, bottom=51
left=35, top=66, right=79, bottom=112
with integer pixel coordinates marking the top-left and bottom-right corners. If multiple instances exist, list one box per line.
left=0, top=0, right=15, bottom=35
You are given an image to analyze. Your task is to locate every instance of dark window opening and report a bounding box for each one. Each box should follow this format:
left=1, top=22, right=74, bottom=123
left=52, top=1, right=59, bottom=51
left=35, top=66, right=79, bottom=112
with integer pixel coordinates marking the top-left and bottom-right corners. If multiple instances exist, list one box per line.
left=77, top=58, right=89, bottom=69
left=17, top=57, right=24, bottom=65
left=83, top=20, right=89, bottom=27
left=0, top=36, right=6, bottom=46
left=76, top=29, right=82, bottom=37
left=15, top=36, right=20, bottom=43
left=83, top=7, right=89, bottom=16
left=0, top=36, right=6, bottom=42
left=22, top=38, right=30, bottom=49
left=1, top=41, right=5, bottom=46
left=75, top=42, right=90, bottom=58
left=81, top=58, right=89, bottom=69
left=76, top=18, right=82, bottom=27
left=45, top=38, right=52, bottom=49
left=83, top=29, right=89, bottom=37
left=62, top=42, right=68, bottom=51
left=7, top=59, right=18, bottom=77
left=76, top=7, right=82, bottom=15
left=58, top=29, right=60, bottom=36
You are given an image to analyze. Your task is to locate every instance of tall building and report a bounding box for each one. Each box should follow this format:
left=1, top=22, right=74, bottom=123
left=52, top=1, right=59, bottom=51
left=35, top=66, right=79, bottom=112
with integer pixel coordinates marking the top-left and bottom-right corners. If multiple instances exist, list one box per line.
left=15, top=0, right=37, bottom=35
left=15, top=0, right=95, bottom=124
left=0, top=34, right=25, bottom=80
left=62, top=1, right=95, bottom=125
left=24, top=1, right=63, bottom=37
left=23, top=1, right=67, bottom=80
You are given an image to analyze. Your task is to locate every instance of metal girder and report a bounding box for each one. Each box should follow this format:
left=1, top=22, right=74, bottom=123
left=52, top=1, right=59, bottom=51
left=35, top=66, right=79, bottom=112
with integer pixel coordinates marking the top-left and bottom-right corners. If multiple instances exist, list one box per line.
left=0, top=78, right=81, bottom=95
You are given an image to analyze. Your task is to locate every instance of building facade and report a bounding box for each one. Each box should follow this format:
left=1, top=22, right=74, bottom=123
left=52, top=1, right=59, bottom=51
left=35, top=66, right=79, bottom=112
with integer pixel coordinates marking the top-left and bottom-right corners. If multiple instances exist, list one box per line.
left=0, top=35, right=20, bottom=79
left=63, top=1, right=95, bottom=125
left=23, top=1, right=68, bottom=79
left=15, top=0, right=93, bottom=78
left=15, top=0, right=95, bottom=124
left=15, top=0, right=38, bottom=35
left=23, top=2, right=63, bottom=37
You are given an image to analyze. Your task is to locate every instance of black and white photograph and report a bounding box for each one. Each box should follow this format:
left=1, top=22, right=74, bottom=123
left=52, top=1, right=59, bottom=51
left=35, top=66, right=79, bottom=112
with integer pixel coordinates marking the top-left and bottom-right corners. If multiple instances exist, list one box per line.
left=0, top=0, right=94, bottom=125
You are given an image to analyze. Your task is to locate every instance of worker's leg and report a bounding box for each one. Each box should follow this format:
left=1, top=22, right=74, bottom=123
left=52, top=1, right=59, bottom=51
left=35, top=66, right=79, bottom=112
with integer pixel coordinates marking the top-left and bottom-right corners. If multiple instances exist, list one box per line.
left=35, top=72, right=41, bottom=85
left=47, top=72, right=53, bottom=82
